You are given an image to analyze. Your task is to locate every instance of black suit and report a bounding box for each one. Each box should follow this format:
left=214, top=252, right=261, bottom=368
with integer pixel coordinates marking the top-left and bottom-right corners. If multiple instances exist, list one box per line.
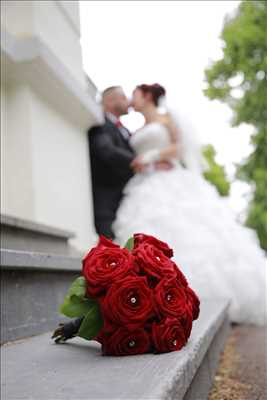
left=88, top=117, right=135, bottom=238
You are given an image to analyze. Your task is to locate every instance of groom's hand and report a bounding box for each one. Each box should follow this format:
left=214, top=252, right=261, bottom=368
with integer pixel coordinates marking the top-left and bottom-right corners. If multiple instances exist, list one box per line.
left=131, top=156, right=147, bottom=173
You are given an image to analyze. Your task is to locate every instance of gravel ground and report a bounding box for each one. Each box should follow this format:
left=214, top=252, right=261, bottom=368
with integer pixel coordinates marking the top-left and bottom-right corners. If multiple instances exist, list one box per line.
left=209, top=325, right=267, bottom=400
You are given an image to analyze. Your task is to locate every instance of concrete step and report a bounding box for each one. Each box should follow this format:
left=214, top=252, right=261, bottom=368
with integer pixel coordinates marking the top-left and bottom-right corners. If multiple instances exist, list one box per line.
left=1, top=299, right=230, bottom=400
left=1, top=248, right=81, bottom=343
left=1, top=213, right=78, bottom=255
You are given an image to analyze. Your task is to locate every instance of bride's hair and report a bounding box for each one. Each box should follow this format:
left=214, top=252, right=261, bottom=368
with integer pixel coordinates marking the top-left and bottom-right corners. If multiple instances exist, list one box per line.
left=136, top=83, right=166, bottom=106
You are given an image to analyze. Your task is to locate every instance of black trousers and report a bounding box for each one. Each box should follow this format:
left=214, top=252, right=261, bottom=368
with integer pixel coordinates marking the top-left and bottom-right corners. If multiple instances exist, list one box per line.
left=93, top=185, right=124, bottom=240
left=95, top=216, right=115, bottom=239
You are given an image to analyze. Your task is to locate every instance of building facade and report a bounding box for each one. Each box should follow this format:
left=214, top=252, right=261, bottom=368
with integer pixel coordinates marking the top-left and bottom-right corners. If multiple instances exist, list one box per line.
left=1, top=0, right=103, bottom=251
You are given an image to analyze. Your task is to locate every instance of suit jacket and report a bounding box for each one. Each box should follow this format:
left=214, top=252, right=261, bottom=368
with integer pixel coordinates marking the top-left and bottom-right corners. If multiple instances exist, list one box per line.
left=88, top=117, right=135, bottom=237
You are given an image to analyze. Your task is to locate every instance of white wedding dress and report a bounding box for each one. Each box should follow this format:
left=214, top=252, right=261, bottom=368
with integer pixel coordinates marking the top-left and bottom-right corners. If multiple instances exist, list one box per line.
left=113, top=121, right=267, bottom=325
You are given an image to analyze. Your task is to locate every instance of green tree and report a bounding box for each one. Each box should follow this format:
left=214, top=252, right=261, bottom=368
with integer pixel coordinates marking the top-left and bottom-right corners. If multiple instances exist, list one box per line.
left=202, top=144, right=230, bottom=197
left=204, top=0, right=267, bottom=251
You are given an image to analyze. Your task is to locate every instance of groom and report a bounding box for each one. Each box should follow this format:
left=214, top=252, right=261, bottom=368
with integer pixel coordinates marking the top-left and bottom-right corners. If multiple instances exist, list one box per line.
left=89, top=86, right=136, bottom=239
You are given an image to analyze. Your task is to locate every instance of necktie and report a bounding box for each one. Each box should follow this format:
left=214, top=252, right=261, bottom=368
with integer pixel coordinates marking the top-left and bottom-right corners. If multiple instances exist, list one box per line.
left=116, top=120, right=124, bottom=128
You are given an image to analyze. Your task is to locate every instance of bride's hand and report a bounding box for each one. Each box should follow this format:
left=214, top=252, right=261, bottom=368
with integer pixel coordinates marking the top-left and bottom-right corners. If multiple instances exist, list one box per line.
left=154, top=160, right=173, bottom=171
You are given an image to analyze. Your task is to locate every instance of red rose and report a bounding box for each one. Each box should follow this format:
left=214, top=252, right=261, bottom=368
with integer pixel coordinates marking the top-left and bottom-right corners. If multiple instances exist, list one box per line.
left=154, top=277, right=187, bottom=319
left=82, top=238, right=136, bottom=297
left=152, top=317, right=186, bottom=353
left=180, top=308, right=193, bottom=340
left=96, top=235, right=120, bottom=250
left=82, top=236, right=119, bottom=271
left=102, top=326, right=150, bottom=356
left=174, top=263, right=188, bottom=288
left=101, top=276, right=154, bottom=325
left=134, top=233, right=173, bottom=258
left=186, top=287, right=200, bottom=320
left=133, top=243, right=177, bottom=280
left=94, top=316, right=116, bottom=343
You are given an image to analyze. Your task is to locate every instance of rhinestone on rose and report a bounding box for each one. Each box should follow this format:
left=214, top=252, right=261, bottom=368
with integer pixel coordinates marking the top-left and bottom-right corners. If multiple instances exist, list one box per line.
left=109, top=262, right=117, bottom=268
left=128, top=340, right=136, bottom=348
left=166, top=294, right=172, bottom=301
left=130, top=297, right=137, bottom=304
left=172, top=340, right=177, bottom=346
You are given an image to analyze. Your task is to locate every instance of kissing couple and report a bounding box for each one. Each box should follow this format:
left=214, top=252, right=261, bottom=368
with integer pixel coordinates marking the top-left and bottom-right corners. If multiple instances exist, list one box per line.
left=89, top=83, right=178, bottom=240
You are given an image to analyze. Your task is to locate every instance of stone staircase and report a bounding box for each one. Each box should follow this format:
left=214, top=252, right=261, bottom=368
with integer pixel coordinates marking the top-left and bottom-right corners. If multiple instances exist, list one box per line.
left=1, top=214, right=230, bottom=400
left=1, top=214, right=82, bottom=342
left=1, top=214, right=78, bottom=256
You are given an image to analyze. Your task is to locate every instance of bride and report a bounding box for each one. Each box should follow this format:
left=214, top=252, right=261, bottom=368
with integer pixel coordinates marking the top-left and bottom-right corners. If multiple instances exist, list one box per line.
left=113, top=83, right=266, bottom=326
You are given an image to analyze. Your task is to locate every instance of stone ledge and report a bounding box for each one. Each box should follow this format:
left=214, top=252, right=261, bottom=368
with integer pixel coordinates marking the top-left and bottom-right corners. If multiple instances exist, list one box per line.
left=1, top=213, right=75, bottom=239
left=184, top=315, right=230, bottom=400
left=1, top=299, right=230, bottom=400
left=1, top=27, right=104, bottom=129
left=1, top=214, right=85, bottom=256
left=1, top=248, right=81, bottom=271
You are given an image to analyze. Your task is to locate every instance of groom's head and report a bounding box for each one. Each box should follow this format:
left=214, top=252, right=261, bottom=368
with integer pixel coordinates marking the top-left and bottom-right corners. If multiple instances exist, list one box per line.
left=102, top=86, right=129, bottom=117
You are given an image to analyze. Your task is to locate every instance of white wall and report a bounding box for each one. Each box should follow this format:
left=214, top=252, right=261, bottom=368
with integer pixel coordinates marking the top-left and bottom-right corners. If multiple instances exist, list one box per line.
left=57, top=1, right=81, bottom=34
left=1, top=0, right=101, bottom=250
left=1, top=82, right=36, bottom=220
left=1, top=1, right=34, bottom=36
left=1, top=0, right=86, bottom=89
left=35, top=1, right=87, bottom=89
left=30, top=88, right=96, bottom=250
left=1, top=79, right=97, bottom=250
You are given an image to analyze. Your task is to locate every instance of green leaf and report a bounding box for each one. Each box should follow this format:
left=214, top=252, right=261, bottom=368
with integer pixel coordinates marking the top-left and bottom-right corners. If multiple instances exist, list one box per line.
left=69, top=294, right=81, bottom=304
left=68, top=276, right=87, bottom=299
left=77, top=302, right=103, bottom=340
left=124, top=236, right=134, bottom=251
left=59, top=296, right=95, bottom=318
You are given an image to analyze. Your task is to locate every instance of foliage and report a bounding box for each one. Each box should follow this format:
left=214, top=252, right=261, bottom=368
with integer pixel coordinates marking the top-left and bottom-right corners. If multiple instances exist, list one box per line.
left=202, top=144, right=230, bottom=197
left=77, top=302, right=103, bottom=341
left=60, top=276, right=103, bottom=340
left=124, top=236, right=134, bottom=251
left=204, top=0, right=267, bottom=251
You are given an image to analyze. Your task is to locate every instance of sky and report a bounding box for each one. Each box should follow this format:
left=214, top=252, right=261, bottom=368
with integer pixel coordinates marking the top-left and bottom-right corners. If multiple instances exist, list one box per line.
left=79, top=0, right=252, bottom=217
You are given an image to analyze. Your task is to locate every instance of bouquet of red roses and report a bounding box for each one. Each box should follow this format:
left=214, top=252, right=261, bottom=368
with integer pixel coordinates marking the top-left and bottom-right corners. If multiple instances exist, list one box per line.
left=54, top=234, right=200, bottom=356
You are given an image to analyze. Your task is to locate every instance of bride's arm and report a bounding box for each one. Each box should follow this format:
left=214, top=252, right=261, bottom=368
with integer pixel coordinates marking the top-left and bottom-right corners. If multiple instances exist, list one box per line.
left=160, top=114, right=183, bottom=160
